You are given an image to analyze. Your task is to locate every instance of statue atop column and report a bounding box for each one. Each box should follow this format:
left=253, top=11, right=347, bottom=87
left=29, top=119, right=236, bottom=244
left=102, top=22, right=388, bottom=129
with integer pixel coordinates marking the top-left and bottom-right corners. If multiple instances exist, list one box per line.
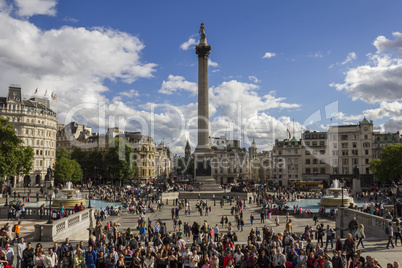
left=199, top=23, right=208, bottom=46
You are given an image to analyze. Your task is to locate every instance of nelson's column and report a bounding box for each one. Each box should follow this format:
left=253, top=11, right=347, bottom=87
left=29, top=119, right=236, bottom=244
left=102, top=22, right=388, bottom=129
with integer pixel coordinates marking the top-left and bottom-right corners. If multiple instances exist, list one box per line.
left=193, top=23, right=221, bottom=192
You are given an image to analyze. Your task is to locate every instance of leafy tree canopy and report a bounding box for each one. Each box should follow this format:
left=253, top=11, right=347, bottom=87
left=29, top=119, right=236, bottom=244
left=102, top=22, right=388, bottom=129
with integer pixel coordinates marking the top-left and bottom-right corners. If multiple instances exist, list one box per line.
left=370, top=144, right=402, bottom=184
left=54, top=148, right=82, bottom=183
left=0, top=118, right=34, bottom=179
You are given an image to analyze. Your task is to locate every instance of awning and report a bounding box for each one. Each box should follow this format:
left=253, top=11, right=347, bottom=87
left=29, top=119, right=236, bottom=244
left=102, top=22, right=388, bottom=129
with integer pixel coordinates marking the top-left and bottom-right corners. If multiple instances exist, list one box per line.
left=311, top=178, right=328, bottom=181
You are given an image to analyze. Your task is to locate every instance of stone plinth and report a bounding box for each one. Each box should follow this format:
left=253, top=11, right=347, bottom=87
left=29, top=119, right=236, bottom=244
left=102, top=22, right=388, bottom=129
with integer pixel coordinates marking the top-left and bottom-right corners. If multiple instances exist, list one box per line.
left=352, top=178, right=361, bottom=195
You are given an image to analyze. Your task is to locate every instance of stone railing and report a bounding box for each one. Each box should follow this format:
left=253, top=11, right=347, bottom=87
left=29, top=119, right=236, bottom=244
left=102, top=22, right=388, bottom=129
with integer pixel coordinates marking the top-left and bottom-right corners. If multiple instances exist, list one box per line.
left=335, top=207, right=392, bottom=240
left=34, top=209, right=95, bottom=242
left=0, top=206, right=75, bottom=219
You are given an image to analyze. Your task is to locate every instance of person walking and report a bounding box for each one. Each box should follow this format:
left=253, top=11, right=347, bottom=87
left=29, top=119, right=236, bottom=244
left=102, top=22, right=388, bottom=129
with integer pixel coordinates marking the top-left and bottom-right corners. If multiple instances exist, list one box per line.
left=355, top=224, right=366, bottom=249
left=386, top=222, right=395, bottom=249
left=394, top=220, right=402, bottom=246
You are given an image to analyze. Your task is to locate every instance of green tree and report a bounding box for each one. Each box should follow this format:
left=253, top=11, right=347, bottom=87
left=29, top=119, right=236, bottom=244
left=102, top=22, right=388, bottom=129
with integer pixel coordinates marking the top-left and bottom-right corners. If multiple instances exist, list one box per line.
left=370, top=144, right=402, bottom=184
left=54, top=148, right=83, bottom=183
left=105, top=138, right=136, bottom=185
left=0, top=118, right=34, bottom=190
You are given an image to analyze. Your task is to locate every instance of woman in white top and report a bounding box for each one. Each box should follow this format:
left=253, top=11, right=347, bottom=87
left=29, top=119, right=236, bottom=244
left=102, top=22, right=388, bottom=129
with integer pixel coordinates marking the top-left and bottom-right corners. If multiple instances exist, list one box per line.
left=144, top=252, right=155, bottom=268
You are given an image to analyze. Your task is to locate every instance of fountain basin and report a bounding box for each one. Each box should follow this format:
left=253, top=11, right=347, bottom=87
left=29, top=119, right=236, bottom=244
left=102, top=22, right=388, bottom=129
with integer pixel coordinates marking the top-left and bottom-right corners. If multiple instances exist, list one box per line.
left=52, top=182, right=87, bottom=208
left=319, top=196, right=354, bottom=207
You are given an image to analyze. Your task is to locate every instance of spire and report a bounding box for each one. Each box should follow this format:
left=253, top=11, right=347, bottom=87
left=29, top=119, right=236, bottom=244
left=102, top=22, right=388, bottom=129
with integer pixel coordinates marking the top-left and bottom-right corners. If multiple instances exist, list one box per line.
left=199, top=23, right=208, bottom=46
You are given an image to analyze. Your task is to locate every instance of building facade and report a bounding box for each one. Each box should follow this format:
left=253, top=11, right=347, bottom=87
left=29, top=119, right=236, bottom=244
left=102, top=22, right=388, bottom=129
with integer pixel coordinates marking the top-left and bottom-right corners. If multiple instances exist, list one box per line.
left=0, top=85, right=57, bottom=187
left=271, top=137, right=302, bottom=186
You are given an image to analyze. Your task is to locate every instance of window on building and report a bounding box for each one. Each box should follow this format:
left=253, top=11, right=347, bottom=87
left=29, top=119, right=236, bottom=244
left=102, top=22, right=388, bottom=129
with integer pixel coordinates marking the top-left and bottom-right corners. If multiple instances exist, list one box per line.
left=306, top=159, right=310, bottom=164
left=332, top=151, right=338, bottom=156
left=352, top=143, right=357, bottom=148
left=305, top=151, right=310, bottom=155
left=313, top=159, right=318, bottom=164
left=365, top=159, right=369, bottom=164
left=342, top=143, right=348, bottom=148
left=352, top=134, right=357, bottom=140
left=364, top=134, right=368, bottom=139
left=342, top=150, right=348, bottom=156
left=305, top=141, right=310, bottom=146
left=333, top=143, right=337, bottom=149
left=343, top=158, right=348, bottom=165
left=363, top=142, right=370, bottom=148
left=333, top=167, right=338, bottom=174
left=320, top=150, right=325, bottom=155
left=320, top=167, right=325, bottom=174
left=352, top=150, right=358, bottom=155
left=313, top=168, right=318, bottom=174
left=320, top=141, right=325, bottom=146
left=365, top=150, right=369, bottom=155
left=333, top=159, right=338, bottom=165
left=343, top=167, right=348, bottom=174
left=40, top=160, right=42, bottom=166
left=352, top=158, right=358, bottom=165
left=366, top=168, right=369, bottom=174
left=312, top=141, right=317, bottom=146
left=306, top=168, right=311, bottom=174
left=341, top=135, right=348, bottom=140
left=320, top=159, right=325, bottom=164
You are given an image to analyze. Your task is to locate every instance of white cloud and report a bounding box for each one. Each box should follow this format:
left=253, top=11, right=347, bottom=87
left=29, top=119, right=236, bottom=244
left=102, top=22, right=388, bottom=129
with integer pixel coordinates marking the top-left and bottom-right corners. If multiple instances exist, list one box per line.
left=373, top=32, right=402, bottom=56
left=15, top=0, right=57, bottom=17
left=119, top=89, right=140, bottom=98
left=180, top=37, right=198, bottom=50
left=341, top=52, right=357, bottom=65
left=158, top=75, right=197, bottom=95
left=262, top=52, right=276, bottom=59
left=330, top=33, right=402, bottom=103
left=208, top=59, right=218, bottom=67
left=248, top=76, right=260, bottom=83
left=210, top=80, right=300, bottom=120
left=330, top=53, right=402, bottom=103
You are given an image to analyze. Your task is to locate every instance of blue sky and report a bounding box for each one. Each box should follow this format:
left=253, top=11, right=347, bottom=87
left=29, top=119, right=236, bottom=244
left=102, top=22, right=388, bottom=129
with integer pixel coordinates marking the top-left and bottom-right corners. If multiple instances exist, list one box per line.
left=1, top=0, right=402, bottom=154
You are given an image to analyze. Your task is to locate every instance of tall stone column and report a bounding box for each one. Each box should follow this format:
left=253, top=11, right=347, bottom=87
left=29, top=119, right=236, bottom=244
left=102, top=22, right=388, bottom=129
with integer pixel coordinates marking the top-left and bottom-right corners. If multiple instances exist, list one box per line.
left=195, top=23, right=212, bottom=154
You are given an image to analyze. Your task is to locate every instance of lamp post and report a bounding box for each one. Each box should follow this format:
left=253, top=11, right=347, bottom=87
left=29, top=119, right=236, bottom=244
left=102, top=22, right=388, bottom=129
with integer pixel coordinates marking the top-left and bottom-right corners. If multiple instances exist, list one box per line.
left=88, top=181, right=92, bottom=208
left=341, top=179, right=345, bottom=207
left=47, top=187, right=53, bottom=224
left=391, top=182, right=398, bottom=221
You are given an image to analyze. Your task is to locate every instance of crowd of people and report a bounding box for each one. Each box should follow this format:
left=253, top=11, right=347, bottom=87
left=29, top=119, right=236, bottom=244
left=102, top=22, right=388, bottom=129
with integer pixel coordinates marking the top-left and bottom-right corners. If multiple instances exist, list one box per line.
left=2, top=184, right=402, bottom=268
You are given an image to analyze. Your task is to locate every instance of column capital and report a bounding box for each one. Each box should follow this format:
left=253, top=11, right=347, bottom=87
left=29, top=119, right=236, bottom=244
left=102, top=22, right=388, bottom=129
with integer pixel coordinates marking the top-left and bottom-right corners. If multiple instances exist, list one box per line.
left=196, top=45, right=211, bottom=58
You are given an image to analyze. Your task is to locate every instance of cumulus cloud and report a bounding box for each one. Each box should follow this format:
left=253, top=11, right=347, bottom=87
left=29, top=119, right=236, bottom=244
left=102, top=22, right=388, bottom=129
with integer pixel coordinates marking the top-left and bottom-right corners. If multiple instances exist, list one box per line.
left=208, top=59, right=218, bottom=67
left=180, top=37, right=198, bottom=50
left=373, top=32, right=402, bottom=56
left=210, top=80, right=300, bottom=120
left=158, top=75, right=197, bottom=95
left=248, top=76, right=260, bottom=83
left=15, top=0, right=57, bottom=17
left=262, top=52, right=276, bottom=59
left=330, top=53, right=402, bottom=103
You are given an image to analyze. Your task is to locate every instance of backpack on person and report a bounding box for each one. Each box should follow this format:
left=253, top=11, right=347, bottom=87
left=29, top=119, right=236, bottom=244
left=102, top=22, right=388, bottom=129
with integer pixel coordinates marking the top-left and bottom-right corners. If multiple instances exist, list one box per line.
left=385, top=226, right=390, bottom=235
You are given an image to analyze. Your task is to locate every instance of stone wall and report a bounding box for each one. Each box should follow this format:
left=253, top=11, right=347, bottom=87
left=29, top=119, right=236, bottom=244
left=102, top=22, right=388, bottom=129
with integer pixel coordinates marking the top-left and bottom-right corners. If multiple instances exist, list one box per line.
left=335, top=207, right=391, bottom=240
left=35, top=209, right=95, bottom=242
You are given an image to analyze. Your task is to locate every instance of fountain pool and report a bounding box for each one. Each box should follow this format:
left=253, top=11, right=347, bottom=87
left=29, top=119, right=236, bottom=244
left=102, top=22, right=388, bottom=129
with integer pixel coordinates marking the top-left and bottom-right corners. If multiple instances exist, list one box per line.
left=287, top=198, right=364, bottom=212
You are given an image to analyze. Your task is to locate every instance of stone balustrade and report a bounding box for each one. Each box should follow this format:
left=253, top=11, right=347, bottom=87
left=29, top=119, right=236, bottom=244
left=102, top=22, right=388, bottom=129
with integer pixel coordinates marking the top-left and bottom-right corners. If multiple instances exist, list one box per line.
left=34, top=209, right=95, bottom=242
left=335, top=207, right=392, bottom=239
left=0, top=206, right=75, bottom=219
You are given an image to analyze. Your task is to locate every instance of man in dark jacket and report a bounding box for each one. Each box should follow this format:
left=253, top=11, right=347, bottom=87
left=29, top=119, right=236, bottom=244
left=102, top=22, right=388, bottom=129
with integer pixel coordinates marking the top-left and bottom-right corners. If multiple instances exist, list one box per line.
left=348, top=217, right=358, bottom=235
left=23, top=242, right=34, bottom=268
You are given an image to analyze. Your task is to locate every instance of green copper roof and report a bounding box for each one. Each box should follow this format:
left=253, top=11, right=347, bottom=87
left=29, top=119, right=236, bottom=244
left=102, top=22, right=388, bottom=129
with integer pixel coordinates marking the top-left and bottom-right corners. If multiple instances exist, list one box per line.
left=361, top=117, right=370, bottom=125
